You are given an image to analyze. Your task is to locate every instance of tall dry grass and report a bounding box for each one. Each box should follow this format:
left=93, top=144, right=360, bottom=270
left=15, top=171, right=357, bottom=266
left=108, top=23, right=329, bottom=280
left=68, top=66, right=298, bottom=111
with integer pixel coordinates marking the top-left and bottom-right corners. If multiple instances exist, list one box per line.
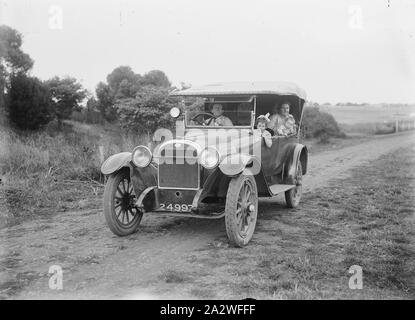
left=0, top=121, right=149, bottom=227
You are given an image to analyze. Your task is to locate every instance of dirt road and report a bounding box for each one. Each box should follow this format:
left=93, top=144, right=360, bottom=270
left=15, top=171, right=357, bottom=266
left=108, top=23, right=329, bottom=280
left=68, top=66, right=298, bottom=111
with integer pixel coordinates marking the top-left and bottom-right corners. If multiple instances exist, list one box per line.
left=1, top=131, right=414, bottom=299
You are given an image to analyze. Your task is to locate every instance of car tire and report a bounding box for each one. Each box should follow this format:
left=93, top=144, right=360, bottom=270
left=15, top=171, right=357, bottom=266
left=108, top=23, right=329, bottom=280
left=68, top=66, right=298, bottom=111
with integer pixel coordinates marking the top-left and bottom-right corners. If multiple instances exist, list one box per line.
left=103, top=169, right=143, bottom=236
left=224, top=174, right=258, bottom=247
left=285, top=161, right=303, bottom=208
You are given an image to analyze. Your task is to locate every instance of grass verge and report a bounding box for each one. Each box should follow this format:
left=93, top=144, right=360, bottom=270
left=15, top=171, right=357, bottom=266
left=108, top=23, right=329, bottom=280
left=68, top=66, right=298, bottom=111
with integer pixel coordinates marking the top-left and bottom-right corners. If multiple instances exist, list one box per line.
left=0, top=122, right=149, bottom=227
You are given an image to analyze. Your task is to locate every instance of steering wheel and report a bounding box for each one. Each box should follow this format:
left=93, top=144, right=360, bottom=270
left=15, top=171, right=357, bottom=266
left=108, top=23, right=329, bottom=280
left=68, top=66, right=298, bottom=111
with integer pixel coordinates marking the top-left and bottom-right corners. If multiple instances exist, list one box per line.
left=191, top=112, right=214, bottom=126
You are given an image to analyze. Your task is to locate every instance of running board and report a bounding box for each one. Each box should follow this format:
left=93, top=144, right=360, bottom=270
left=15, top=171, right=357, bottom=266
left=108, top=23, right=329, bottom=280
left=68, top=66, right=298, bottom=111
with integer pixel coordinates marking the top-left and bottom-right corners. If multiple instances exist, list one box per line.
left=269, top=184, right=295, bottom=195
left=150, top=210, right=225, bottom=219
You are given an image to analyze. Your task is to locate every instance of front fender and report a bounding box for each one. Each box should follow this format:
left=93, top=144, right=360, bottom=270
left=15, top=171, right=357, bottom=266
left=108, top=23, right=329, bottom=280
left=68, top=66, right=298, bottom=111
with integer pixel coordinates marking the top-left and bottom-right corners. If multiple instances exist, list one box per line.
left=101, top=152, right=132, bottom=175
left=219, top=154, right=261, bottom=176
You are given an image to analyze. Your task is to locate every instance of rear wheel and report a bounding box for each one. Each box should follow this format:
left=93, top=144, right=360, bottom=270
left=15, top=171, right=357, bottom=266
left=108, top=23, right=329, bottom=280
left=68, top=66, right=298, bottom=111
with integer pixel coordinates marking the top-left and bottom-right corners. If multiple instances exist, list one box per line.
left=103, top=170, right=143, bottom=236
left=285, top=161, right=303, bottom=208
left=224, top=174, right=258, bottom=247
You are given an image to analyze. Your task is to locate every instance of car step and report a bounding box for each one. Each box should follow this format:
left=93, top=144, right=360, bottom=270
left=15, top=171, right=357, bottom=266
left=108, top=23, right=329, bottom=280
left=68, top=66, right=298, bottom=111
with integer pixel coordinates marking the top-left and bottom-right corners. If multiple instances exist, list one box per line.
left=269, top=184, right=296, bottom=195
left=151, top=210, right=225, bottom=219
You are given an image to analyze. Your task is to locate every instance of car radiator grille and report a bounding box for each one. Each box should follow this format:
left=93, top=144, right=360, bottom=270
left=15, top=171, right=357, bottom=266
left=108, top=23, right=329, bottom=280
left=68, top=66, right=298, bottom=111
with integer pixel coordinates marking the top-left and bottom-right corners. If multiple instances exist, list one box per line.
left=158, top=145, right=200, bottom=189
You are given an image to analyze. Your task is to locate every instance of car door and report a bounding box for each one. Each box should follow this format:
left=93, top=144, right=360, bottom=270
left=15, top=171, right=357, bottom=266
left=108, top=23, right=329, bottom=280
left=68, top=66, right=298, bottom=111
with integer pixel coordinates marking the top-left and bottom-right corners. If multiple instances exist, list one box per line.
left=260, top=136, right=297, bottom=184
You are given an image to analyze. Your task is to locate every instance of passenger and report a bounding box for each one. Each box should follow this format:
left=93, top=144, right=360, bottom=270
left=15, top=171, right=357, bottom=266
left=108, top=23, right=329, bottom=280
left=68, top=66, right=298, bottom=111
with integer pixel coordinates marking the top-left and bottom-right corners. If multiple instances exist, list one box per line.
left=268, top=102, right=297, bottom=136
left=254, top=114, right=272, bottom=148
left=206, top=103, right=233, bottom=126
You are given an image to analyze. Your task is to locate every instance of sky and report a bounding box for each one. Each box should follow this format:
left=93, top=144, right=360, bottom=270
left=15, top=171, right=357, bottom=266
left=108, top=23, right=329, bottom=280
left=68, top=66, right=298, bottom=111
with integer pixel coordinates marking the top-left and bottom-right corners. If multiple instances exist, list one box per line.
left=1, top=0, right=414, bottom=103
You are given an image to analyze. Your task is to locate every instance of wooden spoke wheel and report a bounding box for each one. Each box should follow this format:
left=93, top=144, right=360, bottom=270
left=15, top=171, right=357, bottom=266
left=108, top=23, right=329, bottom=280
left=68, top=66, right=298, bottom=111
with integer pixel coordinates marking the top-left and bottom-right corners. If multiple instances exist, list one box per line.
left=285, top=161, right=303, bottom=208
left=225, top=174, right=258, bottom=247
left=103, top=170, right=143, bottom=236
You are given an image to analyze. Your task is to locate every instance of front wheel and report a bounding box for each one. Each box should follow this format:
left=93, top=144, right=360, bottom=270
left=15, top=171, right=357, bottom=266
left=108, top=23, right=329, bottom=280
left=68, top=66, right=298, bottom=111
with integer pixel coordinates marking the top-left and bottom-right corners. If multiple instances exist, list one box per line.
left=103, top=169, right=143, bottom=236
left=224, top=174, right=258, bottom=247
left=285, top=161, right=303, bottom=208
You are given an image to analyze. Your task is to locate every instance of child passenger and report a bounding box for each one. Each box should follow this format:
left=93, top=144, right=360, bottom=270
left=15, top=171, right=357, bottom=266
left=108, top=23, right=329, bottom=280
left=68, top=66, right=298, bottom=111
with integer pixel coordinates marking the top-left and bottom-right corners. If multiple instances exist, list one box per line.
left=254, top=114, right=273, bottom=148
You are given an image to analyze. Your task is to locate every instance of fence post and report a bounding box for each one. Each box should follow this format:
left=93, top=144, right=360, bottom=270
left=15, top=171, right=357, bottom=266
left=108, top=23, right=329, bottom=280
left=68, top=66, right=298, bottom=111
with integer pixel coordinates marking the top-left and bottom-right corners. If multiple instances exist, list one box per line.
left=98, top=145, right=105, bottom=183
left=98, top=145, right=105, bottom=164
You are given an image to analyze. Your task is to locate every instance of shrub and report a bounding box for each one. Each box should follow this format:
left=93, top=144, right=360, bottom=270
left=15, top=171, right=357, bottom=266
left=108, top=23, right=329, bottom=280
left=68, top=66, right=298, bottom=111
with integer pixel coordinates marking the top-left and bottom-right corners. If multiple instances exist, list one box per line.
left=302, top=107, right=345, bottom=142
left=6, top=74, right=54, bottom=130
left=96, top=67, right=172, bottom=122
left=45, top=76, right=87, bottom=125
left=71, top=108, right=104, bottom=124
left=96, top=81, right=117, bottom=122
left=116, top=86, right=178, bottom=136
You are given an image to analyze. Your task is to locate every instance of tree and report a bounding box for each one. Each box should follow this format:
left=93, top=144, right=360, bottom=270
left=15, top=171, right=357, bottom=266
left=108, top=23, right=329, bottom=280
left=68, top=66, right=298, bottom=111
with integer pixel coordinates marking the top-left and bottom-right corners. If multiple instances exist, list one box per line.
left=106, top=65, right=142, bottom=99
left=116, top=87, right=177, bottom=136
left=7, top=74, right=53, bottom=130
left=46, top=76, right=87, bottom=125
left=96, top=81, right=116, bottom=121
left=84, top=97, right=103, bottom=124
left=96, top=66, right=142, bottom=121
left=0, top=25, right=34, bottom=117
left=142, top=70, right=171, bottom=88
left=96, top=66, right=172, bottom=123
left=86, top=96, right=98, bottom=111
left=0, top=25, right=34, bottom=76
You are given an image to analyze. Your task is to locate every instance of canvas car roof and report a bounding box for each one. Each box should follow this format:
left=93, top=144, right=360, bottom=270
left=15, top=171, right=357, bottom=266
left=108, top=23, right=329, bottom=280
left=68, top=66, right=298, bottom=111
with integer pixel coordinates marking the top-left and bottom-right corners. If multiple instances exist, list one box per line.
left=170, top=81, right=307, bottom=100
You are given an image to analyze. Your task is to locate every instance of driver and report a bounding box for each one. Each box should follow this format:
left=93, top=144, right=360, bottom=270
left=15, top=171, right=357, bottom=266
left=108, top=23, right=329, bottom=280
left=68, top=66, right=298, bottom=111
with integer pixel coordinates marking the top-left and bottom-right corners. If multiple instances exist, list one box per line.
left=206, top=103, right=233, bottom=126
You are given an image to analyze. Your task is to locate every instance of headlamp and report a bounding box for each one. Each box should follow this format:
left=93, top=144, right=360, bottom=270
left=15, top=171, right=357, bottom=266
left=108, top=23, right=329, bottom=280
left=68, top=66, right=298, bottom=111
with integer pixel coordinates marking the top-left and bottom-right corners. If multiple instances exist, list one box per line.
left=132, top=146, right=152, bottom=168
left=199, top=147, right=220, bottom=169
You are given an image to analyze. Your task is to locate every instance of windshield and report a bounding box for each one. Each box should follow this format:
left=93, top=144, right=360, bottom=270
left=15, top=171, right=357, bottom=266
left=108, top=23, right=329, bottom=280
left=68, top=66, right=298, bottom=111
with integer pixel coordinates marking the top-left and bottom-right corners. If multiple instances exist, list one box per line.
left=184, top=96, right=255, bottom=128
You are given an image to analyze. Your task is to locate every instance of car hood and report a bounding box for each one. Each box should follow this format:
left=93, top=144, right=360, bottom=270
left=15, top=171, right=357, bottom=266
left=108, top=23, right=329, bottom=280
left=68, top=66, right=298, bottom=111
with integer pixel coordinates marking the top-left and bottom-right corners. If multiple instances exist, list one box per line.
left=154, top=129, right=261, bottom=159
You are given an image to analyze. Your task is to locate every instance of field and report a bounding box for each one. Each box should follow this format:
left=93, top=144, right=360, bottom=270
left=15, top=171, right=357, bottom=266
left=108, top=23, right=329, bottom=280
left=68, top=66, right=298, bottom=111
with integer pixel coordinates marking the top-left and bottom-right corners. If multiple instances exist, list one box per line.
left=320, top=104, right=415, bottom=124
left=320, top=104, right=415, bottom=136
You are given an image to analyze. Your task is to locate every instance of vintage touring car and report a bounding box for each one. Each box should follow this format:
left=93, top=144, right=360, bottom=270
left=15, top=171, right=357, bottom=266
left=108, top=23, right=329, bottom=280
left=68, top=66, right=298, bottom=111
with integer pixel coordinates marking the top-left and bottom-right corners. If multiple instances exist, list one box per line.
left=101, top=82, right=308, bottom=246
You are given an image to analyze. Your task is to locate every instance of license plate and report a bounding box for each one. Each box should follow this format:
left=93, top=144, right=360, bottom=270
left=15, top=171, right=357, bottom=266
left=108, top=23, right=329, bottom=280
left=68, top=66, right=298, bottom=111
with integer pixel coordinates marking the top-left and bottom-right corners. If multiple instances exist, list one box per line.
left=158, top=203, right=193, bottom=212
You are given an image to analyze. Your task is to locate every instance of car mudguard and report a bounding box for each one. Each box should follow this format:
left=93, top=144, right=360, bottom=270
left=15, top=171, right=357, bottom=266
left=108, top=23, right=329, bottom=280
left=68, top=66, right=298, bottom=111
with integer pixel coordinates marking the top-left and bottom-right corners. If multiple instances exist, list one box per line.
left=101, top=152, right=158, bottom=201
left=282, top=143, right=308, bottom=183
left=101, top=152, right=132, bottom=175
left=219, top=153, right=261, bottom=177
